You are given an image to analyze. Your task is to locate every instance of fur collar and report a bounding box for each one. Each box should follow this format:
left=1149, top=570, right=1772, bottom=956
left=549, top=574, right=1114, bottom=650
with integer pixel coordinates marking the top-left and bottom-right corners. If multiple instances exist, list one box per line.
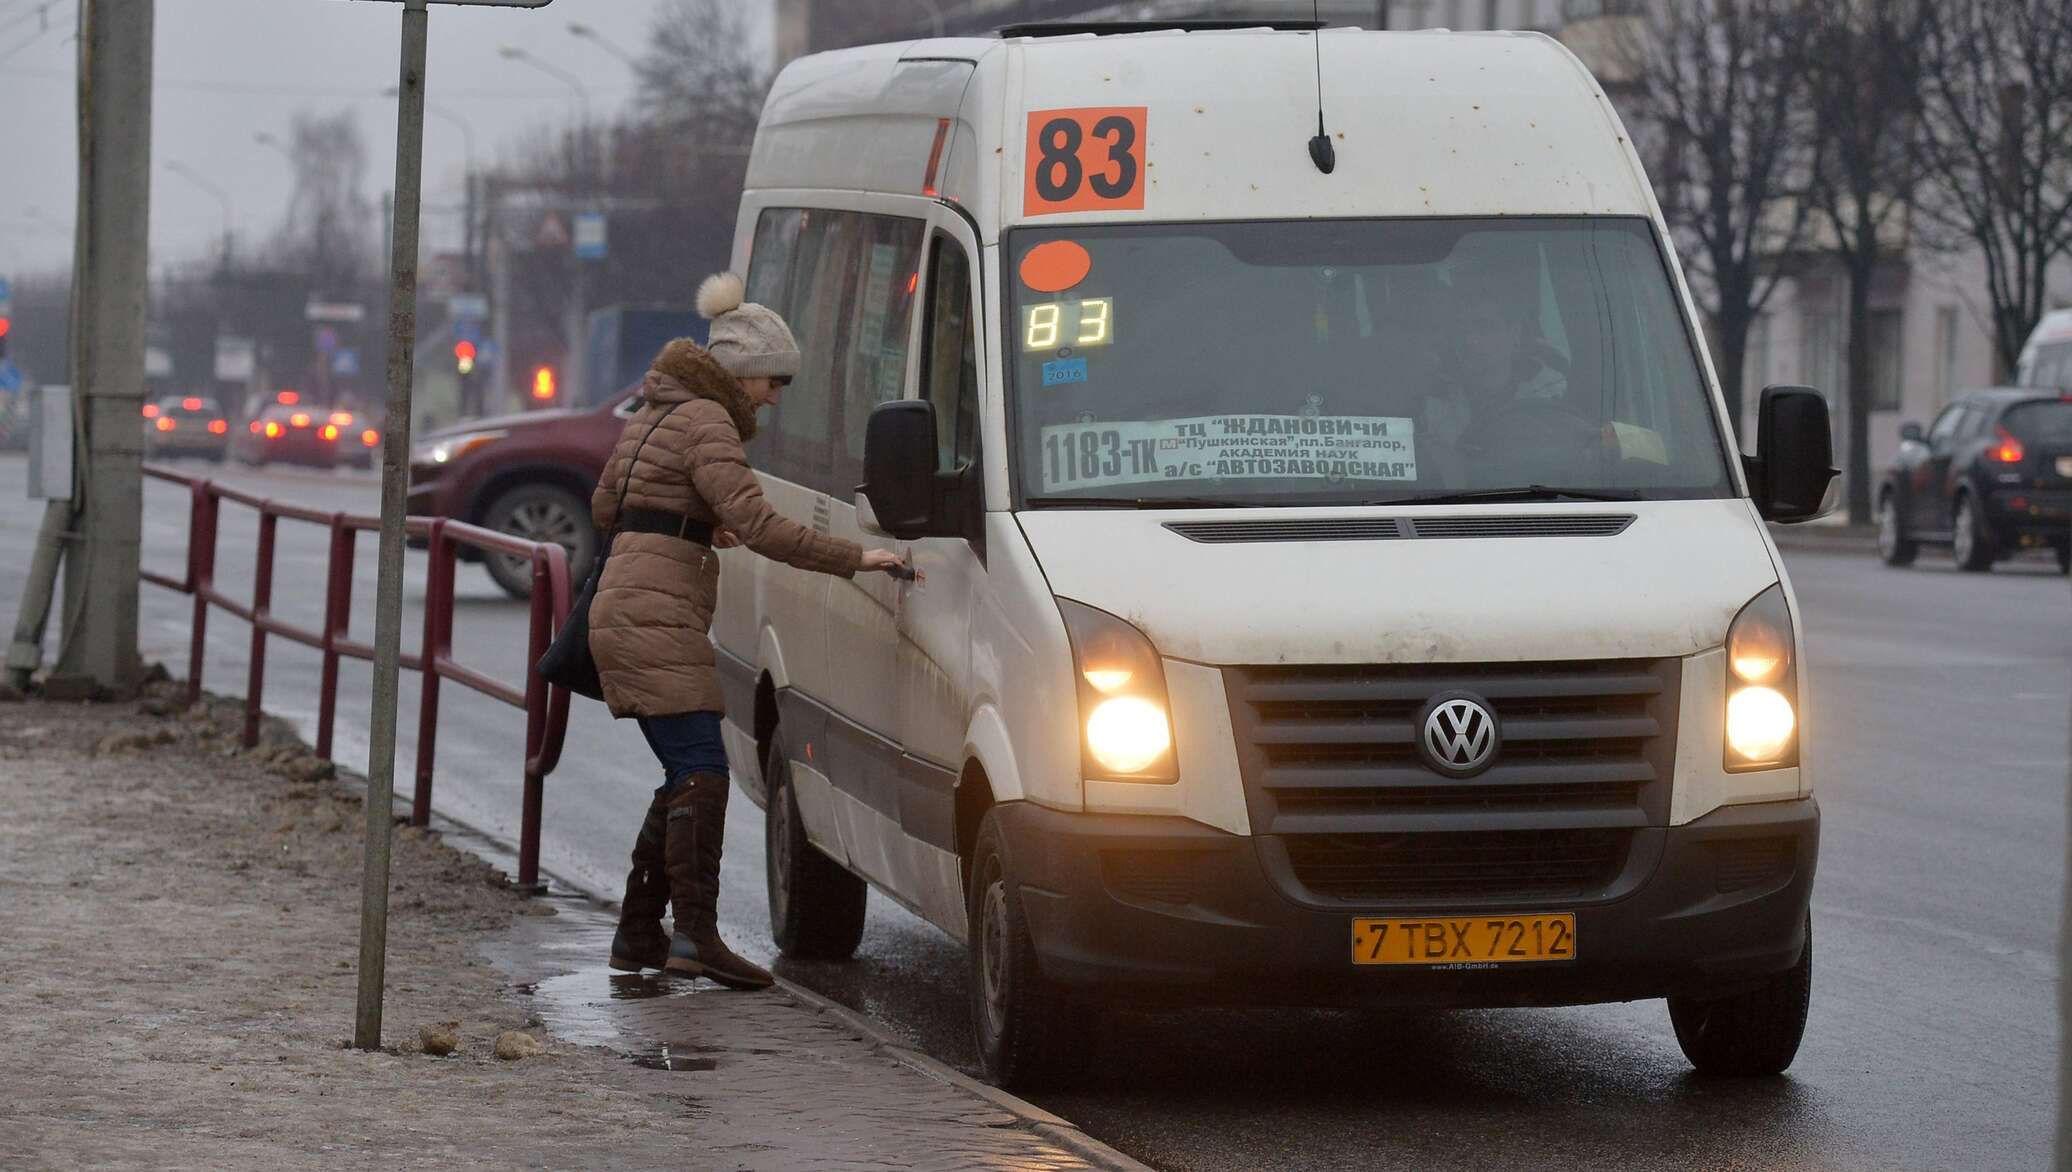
left=643, top=339, right=758, bottom=441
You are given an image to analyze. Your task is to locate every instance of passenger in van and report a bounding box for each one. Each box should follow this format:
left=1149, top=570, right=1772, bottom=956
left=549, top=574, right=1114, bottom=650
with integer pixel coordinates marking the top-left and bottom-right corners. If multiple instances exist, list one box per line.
left=590, top=273, right=907, bottom=989
left=1419, top=259, right=1574, bottom=482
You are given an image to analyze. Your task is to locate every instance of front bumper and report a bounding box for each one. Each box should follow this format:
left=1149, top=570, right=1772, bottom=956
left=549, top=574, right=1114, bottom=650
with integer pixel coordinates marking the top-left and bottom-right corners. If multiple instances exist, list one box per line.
left=998, top=797, right=1817, bottom=1008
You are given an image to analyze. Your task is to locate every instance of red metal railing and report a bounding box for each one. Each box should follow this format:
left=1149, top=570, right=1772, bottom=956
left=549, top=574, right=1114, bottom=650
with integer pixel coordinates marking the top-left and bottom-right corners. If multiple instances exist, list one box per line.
left=140, top=464, right=573, bottom=888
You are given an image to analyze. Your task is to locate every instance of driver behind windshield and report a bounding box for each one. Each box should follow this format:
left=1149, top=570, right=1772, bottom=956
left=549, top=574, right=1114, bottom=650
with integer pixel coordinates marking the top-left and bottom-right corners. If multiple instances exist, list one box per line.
left=1419, top=257, right=1570, bottom=484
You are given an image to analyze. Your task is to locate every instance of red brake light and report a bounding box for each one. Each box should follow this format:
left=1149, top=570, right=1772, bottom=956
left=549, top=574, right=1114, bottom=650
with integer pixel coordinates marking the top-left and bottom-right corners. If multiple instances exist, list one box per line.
left=320, top=424, right=340, bottom=441
left=264, top=421, right=283, bottom=438
left=361, top=429, right=380, bottom=447
left=208, top=419, right=228, bottom=435
left=1989, top=426, right=2025, bottom=464
left=142, top=403, right=159, bottom=418
left=277, top=390, right=300, bottom=406
left=155, top=416, right=176, bottom=432
left=182, top=396, right=202, bottom=411
left=249, top=420, right=263, bottom=434
left=289, top=412, right=311, bottom=428
left=330, top=411, right=354, bottom=426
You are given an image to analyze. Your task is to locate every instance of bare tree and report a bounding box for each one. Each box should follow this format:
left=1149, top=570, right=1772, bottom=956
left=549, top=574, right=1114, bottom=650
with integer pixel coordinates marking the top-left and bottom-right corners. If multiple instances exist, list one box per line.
left=268, top=110, right=377, bottom=297
left=635, top=0, right=771, bottom=143
left=1623, top=0, right=1819, bottom=441
left=1805, top=0, right=1932, bottom=525
left=1918, top=0, right=2072, bottom=380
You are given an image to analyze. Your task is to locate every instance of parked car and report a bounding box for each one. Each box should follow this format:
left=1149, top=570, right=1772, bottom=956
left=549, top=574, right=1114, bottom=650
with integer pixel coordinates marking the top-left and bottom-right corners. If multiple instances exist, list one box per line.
left=319, top=406, right=383, bottom=469
left=407, top=390, right=636, bottom=597
left=235, top=402, right=342, bottom=469
left=142, top=394, right=230, bottom=462
left=1877, top=388, right=2072, bottom=572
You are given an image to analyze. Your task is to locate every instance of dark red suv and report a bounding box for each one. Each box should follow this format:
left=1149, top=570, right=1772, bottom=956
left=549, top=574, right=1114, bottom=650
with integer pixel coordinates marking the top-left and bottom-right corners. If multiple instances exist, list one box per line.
left=408, top=391, right=634, bottom=597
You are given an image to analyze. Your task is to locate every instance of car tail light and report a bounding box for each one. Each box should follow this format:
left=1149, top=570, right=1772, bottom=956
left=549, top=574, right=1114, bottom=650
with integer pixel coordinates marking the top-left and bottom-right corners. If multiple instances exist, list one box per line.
left=249, top=420, right=263, bottom=434
left=290, top=412, right=311, bottom=428
left=320, top=424, right=340, bottom=441
left=182, top=397, right=202, bottom=411
left=155, top=416, right=175, bottom=432
left=264, top=421, right=283, bottom=438
left=277, top=390, right=300, bottom=406
left=142, top=404, right=159, bottom=418
left=1990, top=426, right=2025, bottom=464
left=330, top=411, right=354, bottom=427
left=208, top=419, right=228, bottom=435
left=361, top=429, right=380, bottom=447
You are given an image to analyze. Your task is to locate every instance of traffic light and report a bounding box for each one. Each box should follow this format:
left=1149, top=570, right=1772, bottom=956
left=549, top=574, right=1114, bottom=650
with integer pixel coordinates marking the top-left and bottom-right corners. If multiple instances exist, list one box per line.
left=0, top=316, right=10, bottom=361
left=532, top=365, right=557, bottom=402
left=455, top=339, right=477, bottom=376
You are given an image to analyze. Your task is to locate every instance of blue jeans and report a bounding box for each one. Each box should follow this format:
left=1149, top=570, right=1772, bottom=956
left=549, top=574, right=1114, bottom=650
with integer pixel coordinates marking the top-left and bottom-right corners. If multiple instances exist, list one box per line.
left=637, top=712, right=729, bottom=796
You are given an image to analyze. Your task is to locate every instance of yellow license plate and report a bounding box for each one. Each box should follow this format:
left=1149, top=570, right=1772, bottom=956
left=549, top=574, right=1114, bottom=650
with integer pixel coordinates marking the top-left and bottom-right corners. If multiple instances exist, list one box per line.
left=1352, top=914, right=1576, bottom=966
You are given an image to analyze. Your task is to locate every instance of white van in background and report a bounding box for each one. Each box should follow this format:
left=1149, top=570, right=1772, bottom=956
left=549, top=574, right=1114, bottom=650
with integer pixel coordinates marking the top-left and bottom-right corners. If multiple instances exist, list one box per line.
left=707, top=21, right=1838, bottom=1089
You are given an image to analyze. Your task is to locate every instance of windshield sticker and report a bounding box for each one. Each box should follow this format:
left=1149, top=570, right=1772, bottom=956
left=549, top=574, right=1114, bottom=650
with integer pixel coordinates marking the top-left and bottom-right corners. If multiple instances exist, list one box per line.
left=1023, top=107, right=1148, bottom=217
left=1019, top=240, right=1093, bottom=293
left=1039, top=415, right=1417, bottom=492
left=1043, top=357, right=1090, bottom=386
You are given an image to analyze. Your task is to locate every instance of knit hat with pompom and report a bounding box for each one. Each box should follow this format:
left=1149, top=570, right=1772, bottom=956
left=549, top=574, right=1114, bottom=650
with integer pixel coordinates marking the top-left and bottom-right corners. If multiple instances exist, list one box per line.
left=696, top=272, right=801, bottom=380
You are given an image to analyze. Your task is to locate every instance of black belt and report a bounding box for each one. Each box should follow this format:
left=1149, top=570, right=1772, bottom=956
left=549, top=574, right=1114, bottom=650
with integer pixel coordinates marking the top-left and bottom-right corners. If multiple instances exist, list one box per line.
left=617, top=507, right=715, bottom=545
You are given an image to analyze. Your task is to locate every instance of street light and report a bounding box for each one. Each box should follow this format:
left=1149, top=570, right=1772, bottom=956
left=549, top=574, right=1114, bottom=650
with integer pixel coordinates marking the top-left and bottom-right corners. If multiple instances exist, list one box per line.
left=566, top=22, right=640, bottom=69
left=499, top=45, right=591, bottom=121
left=164, top=160, right=235, bottom=271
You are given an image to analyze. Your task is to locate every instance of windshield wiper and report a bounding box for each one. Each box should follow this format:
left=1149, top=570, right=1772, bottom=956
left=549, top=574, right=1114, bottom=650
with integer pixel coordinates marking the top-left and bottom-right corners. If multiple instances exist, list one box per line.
left=1027, top=495, right=1251, bottom=510
left=1364, top=485, right=1644, bottom=507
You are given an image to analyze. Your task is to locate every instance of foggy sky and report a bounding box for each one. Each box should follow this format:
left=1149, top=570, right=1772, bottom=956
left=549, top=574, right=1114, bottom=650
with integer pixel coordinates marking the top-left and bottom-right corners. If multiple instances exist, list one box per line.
left=0, top=0, right=773, bottom=282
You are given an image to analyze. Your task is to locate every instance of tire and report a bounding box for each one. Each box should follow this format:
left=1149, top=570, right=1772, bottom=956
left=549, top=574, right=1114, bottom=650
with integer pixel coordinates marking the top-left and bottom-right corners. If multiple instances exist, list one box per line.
left=1668, top=917, right=1812, bottom=1077
left=1951, top=493, right=1995, bottom=572
left=968, top=809, right=1092, bottom=1089
left=1875, top=491, right=1917, bottom=566
left=482, top=483, right=598, bottom=600
left=764, top=732, right=868, bottom=961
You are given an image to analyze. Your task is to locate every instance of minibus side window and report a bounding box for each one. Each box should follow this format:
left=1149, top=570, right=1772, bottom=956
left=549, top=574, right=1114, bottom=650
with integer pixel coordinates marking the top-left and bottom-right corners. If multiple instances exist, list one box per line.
left=920, top=234, right=980, bottom=473
left=837, top=216, right=926, bottom=490
left=744, top=208, right=805, bottom=482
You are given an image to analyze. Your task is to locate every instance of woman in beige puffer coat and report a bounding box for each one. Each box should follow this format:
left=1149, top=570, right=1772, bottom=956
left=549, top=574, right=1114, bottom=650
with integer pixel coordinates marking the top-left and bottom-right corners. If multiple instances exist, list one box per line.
left=591, top=272, right=904, bottom=989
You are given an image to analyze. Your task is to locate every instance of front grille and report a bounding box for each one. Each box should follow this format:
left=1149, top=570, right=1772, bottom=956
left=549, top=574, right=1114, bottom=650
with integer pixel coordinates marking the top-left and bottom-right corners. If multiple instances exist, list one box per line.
left=1285, top=828, right=1630, bottom=901
left=1226, top=659, right=1679, bottom=904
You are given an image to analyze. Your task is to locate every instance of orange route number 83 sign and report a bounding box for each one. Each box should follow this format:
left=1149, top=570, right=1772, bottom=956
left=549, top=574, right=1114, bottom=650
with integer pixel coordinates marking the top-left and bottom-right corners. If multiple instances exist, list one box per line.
left=1023, top=107, right=1148, bottom=217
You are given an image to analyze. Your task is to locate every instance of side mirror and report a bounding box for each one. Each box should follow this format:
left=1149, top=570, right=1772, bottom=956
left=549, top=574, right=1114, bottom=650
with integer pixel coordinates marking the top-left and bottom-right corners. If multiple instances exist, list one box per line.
left=1748, top=385, right=1837, bottom=523
left=859, top=400, right=943, bottom=540
left=1899, top=421, right=1925, bottom=444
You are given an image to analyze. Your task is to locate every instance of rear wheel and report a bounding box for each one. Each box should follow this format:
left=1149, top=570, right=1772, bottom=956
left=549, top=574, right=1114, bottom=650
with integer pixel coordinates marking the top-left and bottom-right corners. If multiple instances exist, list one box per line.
left=764, top=732, right=868, bottom=960
left=1875, top=491, right=1917, bottom=567
left=482, top=483, right=597, bottom=599
left=1951, top=493, right=1995, bottom=572
left=1668, top=917, right=1812, bottom=1076
left=968, top=810, right=1091, bottom=1089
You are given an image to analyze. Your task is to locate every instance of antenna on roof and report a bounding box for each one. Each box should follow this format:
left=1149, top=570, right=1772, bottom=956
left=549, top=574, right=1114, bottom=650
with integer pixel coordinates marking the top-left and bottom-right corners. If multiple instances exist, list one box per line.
left=1307, top=1, right=1336, bottom=175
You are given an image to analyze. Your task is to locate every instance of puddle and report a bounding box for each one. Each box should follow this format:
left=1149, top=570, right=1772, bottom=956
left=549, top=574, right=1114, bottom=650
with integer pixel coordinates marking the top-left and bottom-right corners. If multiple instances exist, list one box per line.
left=632, top=1047, right=718, bottom=1073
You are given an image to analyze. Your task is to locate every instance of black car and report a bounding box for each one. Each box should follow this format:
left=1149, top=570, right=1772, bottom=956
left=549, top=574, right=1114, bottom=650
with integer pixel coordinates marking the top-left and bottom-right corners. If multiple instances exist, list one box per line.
left=1878, top=388, right=2072, bottom=572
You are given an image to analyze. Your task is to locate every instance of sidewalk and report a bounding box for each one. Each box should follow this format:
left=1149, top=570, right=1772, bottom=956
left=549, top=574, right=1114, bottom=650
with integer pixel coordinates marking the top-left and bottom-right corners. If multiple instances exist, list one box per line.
left=0, top=685, right=1141, bottom=1171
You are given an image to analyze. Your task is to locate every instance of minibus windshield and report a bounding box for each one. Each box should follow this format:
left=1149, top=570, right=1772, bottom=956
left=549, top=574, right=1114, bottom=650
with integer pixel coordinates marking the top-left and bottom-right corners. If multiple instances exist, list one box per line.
left=1007, top=217, right=1734, bottom=507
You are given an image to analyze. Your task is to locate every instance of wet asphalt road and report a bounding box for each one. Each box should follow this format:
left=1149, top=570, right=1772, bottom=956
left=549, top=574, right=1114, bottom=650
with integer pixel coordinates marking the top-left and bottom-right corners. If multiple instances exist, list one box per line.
left=3, top=454, right=2064, bottom=1170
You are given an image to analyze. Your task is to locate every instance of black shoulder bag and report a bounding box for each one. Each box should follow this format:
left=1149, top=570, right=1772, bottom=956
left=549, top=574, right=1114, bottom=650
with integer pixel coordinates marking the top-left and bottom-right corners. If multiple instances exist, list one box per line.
left=535, top=403, right=682, bottom=701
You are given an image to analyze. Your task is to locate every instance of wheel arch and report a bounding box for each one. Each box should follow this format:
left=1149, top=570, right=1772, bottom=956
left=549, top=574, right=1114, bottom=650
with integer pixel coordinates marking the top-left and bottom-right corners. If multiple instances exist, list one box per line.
left=465, top=461, right=598, bottom=526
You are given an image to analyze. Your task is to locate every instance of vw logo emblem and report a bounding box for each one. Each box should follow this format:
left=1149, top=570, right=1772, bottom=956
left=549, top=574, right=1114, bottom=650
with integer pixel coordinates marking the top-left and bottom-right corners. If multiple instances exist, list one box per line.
left=1420, top=693, right=1501, bottom=777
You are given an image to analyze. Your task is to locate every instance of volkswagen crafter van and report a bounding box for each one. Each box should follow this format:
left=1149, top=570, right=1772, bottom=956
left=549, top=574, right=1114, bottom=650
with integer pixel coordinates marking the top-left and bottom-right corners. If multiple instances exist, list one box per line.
left=707, top=23, right=1838, bottom=1088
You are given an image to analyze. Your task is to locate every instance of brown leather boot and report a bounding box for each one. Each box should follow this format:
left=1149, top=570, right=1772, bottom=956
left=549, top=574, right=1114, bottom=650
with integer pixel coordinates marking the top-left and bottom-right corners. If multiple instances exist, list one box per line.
left=608, top=794, right=670, bottom=972
left=662, top=772, right=774, bottom=989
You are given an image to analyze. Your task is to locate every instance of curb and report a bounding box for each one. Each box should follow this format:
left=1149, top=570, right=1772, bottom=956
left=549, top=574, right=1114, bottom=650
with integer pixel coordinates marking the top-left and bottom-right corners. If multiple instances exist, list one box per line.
left=777, top=978, right=1156, bottom=1172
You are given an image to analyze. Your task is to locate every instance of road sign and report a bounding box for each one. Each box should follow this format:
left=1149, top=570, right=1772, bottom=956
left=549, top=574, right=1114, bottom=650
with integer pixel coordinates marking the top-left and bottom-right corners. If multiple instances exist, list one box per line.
left=0, top=276, right=12, bottom=316
left=536, top=212, right=570, bottom=250
left=574, top=212, right=608, bottom=261
left=314, top=327, right=341, bottom=354
left=0, top=361, right=21, bottom=393
left=449, top=292, right=489, bottom=320
left=215, top=337, right=256, bottom=382
left=332, top=348, right=361, bottom=377
left=307, top=301, right=367, bottom=324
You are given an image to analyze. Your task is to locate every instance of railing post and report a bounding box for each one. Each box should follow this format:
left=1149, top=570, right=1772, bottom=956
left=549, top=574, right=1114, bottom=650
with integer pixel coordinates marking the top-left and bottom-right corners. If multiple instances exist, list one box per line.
left=243, top=511, right=277, bottom=749
left=186, top=487, right=219, bottom=709
left=316, top=517, right=355, bottom=760
left=518, top=549, right=553, bottom=891
left=411, top=519, right=452, bottom=828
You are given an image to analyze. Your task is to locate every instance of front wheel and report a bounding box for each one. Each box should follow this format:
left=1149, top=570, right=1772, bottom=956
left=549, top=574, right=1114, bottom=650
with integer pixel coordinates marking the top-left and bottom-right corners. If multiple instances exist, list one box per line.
left=1876, top=492, right=1917, bottom=567
left=482, top=483, right=598, bottom=599
left=1668, top=918, right=1812, bottom=1076
left=764, top=733, right=868, bottom=960
left=1951, top=493, right=1995, bottom=572
left=968, top=810, right=1091, bottom=1089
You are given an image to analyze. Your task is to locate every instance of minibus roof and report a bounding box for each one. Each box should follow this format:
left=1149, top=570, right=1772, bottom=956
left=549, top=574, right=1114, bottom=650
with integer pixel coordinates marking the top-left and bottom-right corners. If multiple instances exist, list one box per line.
left=748, top=26, right=1660, bottom=232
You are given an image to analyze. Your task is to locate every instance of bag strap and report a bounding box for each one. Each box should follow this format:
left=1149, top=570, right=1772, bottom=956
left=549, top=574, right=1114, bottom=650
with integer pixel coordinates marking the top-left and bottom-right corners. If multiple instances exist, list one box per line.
left=611, top=401, right=685, bottom=531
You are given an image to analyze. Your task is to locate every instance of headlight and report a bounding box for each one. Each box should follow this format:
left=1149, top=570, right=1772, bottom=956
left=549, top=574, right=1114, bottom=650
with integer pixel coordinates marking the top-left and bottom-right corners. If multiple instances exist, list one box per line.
left=1058, top=599, right=1177, bottom=782
left=415, top=429, right=506, bottom=466
left=1724, top=584, right=1798, bottom=770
